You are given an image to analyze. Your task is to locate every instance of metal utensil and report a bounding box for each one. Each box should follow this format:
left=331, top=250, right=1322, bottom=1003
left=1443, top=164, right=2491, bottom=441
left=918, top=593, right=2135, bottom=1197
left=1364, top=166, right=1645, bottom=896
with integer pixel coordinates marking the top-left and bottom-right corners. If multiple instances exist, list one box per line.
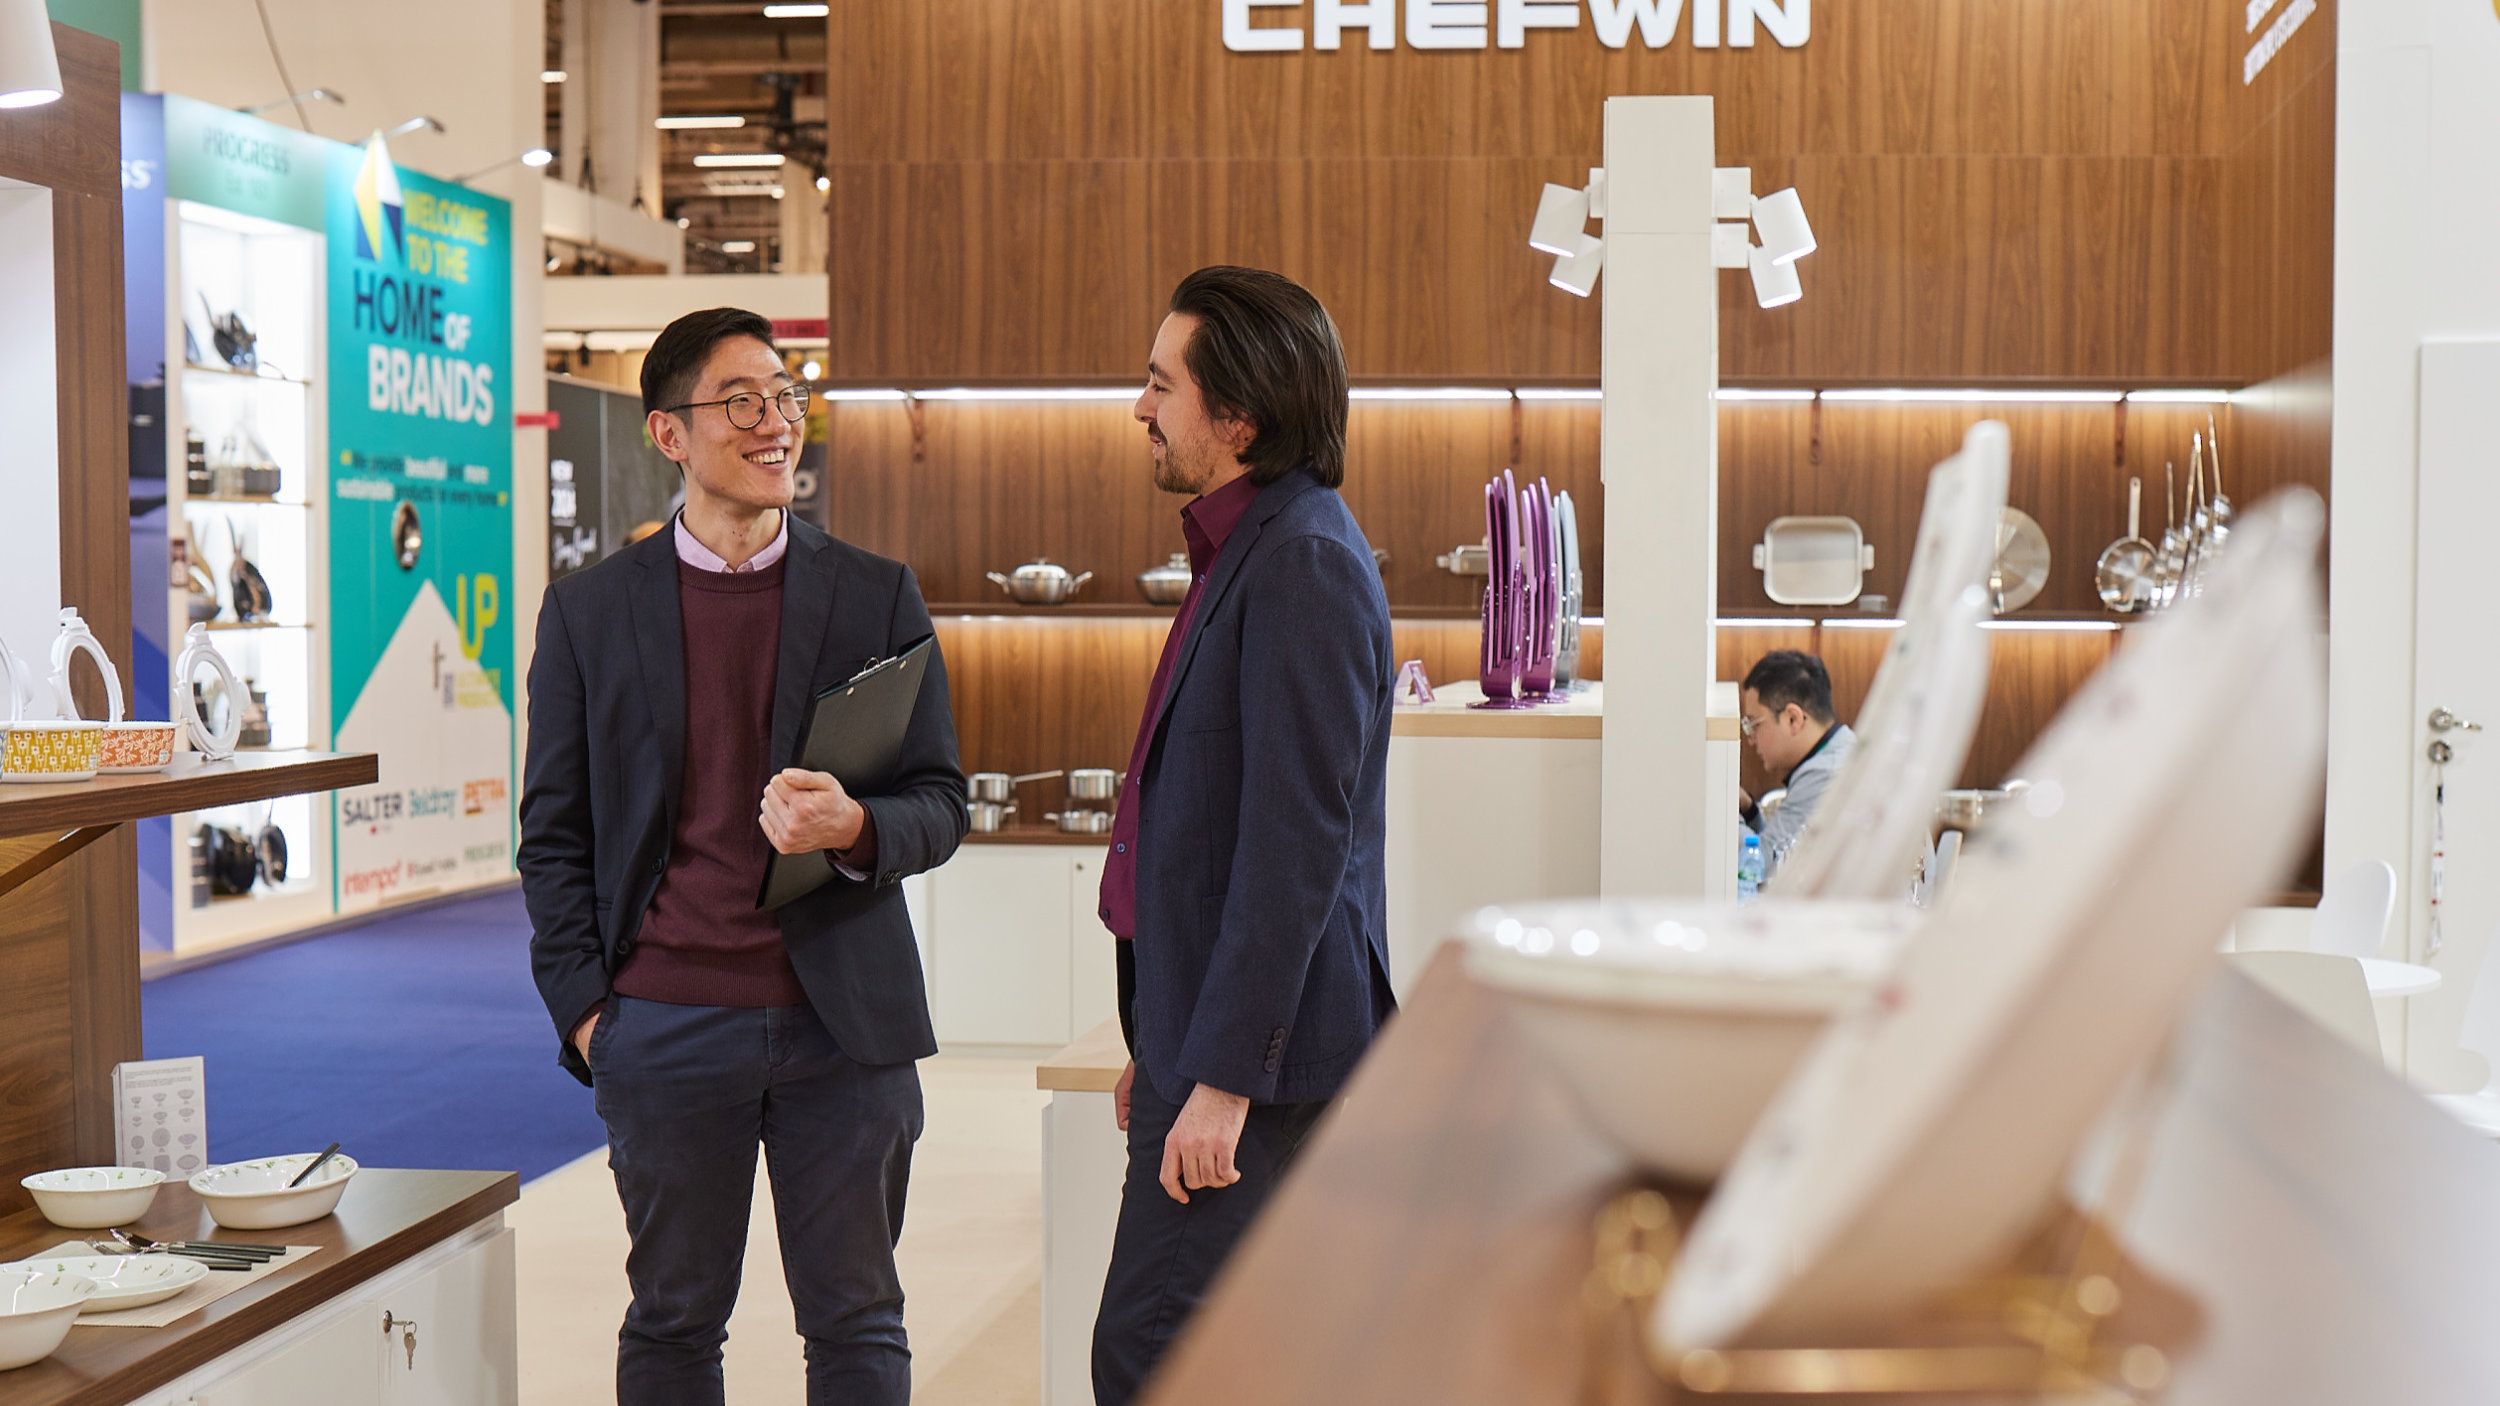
left=2154, top=462, right=2184, bottom=609
left=984, top=559, right=1094, bottom=605
left=2093, top=477, right=2157, bottom=612
left=1065, top=768, right=1125, bottom=802
left=1987, top=508, right=2051, bottom=615
left=2206, top=412, right=2233, bottom=541
left=966, top=770, right=1061, bottom=804
left=287, top=1143, right=341, bottom=1188
left=967, top=799, right=1016, bottom=833
left=1041, top=810, right=1115, bottom=835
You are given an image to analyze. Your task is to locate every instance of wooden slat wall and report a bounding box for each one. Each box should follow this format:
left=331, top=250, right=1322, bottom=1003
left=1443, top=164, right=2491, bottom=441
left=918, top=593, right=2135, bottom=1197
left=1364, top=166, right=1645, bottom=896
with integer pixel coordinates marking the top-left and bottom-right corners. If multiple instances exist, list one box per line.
left=821, top=0, right=2309, bottom=385
left=0, top=25, right=139, bottom=1194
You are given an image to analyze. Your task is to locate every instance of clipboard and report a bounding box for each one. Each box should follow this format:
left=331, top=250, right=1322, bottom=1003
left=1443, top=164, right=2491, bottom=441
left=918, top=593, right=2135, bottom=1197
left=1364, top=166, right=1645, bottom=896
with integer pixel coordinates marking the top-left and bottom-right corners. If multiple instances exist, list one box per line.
left=756, top=634, right=936, bottom=910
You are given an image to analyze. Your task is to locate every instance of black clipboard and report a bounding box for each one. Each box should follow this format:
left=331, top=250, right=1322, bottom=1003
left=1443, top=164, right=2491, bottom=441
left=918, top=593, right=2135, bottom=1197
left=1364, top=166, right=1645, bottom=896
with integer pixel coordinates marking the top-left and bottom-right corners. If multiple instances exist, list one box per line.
left=756, top=634, right=936, bottom=910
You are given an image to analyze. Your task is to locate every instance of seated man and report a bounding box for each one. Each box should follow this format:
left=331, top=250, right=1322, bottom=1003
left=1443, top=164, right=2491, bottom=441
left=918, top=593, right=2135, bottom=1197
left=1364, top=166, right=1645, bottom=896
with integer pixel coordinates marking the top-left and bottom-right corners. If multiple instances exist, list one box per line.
left=1738, top=650, right=1855, bottom=876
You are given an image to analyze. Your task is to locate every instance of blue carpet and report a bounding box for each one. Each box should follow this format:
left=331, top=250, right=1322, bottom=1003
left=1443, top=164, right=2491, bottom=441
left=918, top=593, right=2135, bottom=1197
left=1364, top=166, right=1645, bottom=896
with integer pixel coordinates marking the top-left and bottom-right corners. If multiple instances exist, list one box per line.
left=142, top=887, right=607, bottom=1184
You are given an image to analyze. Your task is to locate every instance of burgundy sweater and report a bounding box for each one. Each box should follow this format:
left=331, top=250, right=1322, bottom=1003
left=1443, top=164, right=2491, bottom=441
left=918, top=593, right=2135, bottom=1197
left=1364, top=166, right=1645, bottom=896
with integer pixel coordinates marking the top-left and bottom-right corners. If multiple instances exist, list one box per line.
left=612, top=557, right=810, bottom=1008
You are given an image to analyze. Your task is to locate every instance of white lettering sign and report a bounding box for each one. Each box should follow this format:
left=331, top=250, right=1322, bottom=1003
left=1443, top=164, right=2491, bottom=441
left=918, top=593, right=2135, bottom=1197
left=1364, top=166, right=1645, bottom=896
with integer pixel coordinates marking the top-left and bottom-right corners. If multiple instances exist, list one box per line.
left=1222, top=0, right=1804, bottom=50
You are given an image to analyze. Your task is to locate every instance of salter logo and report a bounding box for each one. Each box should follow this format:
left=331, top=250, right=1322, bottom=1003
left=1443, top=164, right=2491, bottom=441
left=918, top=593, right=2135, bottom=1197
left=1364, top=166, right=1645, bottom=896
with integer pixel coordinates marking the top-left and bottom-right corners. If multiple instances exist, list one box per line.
left=352, top=135, right=406, bottom=264
left=1221, top=0, right=1807, bottom=51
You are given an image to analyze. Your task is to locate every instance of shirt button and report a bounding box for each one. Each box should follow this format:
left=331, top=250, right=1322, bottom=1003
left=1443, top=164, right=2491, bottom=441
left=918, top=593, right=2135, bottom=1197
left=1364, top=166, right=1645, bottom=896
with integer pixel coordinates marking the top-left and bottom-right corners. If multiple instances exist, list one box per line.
left=1115, top=843, right=1126, bottom=854
left=1196, top=575, right=1206, bottom=585
left=650, top=857, right=664, bottom=874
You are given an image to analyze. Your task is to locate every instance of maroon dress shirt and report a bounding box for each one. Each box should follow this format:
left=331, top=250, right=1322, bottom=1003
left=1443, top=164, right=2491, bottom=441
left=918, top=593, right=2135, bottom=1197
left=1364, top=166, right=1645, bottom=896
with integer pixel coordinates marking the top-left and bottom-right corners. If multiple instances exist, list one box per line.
left=1098, top=473, right=1264, bottom=940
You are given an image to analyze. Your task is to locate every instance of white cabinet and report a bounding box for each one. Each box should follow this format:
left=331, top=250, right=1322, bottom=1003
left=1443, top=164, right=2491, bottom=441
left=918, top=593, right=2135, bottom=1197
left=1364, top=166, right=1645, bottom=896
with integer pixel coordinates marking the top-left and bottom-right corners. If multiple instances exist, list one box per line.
left=921, top=843, right=1118, bottom=1049
left=169, top=1218, right=516, bottom=1406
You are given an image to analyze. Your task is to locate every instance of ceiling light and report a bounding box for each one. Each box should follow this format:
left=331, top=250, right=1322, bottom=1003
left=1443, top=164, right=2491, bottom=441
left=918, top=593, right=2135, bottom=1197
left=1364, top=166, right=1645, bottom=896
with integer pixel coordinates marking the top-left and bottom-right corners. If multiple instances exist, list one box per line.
left=657, top=115, right=745, bottom=130
left=800, top=360, right=823, bottom=380
left=2124, top=389, right=2236, bottom=403
left=1978, top=620, right=2123, bottom=632
left=521, top=147, right=555, bottom=168
left=1715, top=618, right=1812, bottom=628
left=693, top=152, right=785, bottom=168
left=384, top=115, right=446, bottom=140
left=815, top=175, right=831, bottom=192
left=1515, top=388, right=1602, bottom=401
left=822, top=389, right=908, bottom=402
left=1820, top=389, right=2126, bottom=404
left=1753, top=187, right=1816, bottom=265
left=915, top=388, right=1138, bottom=402
left=1821, top=619, right=1907, bottom=629
left=0, top=0, right=60, bottom=108
left=676, top=217, right=691, bottom=229
left=237, top=87, right=346, bottom=116
left=763, top=3, right=830, bottom=14
left=1349, top=388, right=1514, bottom=402
left=721, top=240, right=757, bottom=253
left=1748, top=245, right=1801, bottom=308
left=541, top=70, right=567, bottom=83
left=1717, top=388, right=1817, bottom=401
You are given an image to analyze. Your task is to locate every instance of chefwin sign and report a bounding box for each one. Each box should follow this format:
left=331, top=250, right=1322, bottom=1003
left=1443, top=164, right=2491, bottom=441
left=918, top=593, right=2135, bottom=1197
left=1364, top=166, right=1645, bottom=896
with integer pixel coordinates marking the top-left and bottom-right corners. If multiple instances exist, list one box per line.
left=325, top=133, right=517, bottom=911
left=1220, top=0, right=1807, bottom=50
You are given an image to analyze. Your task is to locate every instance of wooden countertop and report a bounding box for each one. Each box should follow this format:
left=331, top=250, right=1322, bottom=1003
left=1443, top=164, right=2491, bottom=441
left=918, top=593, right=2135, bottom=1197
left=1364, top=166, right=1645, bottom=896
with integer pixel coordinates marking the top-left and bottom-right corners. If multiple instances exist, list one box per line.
left=1391, top=680, right=1605, bottom=739
left=0, top=751, right=379, bottom=840
left=1038, top=1018, right=1128, bottom=1092
left=1141, top=952, right=2500, bottom=1405
left=0, top=1169, right=517, bottom=1406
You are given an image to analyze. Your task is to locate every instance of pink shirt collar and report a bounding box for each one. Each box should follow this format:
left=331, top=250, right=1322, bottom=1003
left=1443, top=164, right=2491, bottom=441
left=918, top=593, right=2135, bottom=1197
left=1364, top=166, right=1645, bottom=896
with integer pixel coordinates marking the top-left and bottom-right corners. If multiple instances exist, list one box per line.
left=673, top=510, right=789, bottom=574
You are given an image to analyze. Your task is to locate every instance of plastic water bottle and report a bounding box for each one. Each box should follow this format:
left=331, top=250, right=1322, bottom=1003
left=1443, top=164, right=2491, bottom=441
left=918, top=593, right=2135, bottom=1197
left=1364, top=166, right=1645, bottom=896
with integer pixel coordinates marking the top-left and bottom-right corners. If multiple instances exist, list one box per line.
left=1738, top=833, right=1764, bottom=903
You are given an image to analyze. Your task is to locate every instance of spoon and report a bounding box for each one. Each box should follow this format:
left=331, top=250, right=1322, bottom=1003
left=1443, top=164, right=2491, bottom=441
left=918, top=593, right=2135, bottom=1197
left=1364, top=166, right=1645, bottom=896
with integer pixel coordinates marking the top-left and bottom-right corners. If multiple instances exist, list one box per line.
left=287, top=1143, right=341, bottom=1188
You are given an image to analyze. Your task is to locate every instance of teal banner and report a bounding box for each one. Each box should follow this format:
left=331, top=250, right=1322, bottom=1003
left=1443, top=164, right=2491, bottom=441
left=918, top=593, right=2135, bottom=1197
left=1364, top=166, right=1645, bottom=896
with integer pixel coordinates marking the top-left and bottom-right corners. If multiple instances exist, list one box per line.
left=324, top=133, right=516, bottom=907
left=161, top=95, right=326, bottom=232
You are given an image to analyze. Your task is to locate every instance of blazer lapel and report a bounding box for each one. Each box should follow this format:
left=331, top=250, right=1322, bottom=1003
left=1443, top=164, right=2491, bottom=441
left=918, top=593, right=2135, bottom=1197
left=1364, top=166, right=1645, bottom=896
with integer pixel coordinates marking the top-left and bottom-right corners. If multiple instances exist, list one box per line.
left=770, top=523, right=840, bottom=771
left=1146, top=473, right=1318, bottom=745
left=630, top=536, right=689, bottom=822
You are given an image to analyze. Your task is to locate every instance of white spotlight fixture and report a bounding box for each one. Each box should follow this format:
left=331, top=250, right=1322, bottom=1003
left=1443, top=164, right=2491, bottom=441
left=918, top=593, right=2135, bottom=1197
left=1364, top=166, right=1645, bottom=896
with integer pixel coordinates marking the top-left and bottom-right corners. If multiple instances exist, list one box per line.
left=541, top=69, right=567, bottom=83
left=800, top=359, right=823, bottom=380
left=721, top=240, right=757, bottom=253
left=815, top=174, right=830, bottom=193
left=1748, top=245, right=1802, bottom=309
left=1527, top=168, right=1608, bottom=295
left=1713, top=166, right=1819, bottom=309
left=763, top=2, right=830, bottom=14
left=657, top=114, right=745, bottom=130
left=238, top=87, right=346, bottom=117
left=452, top=146, right=556, bottom=184
left=0, top=0, right=61, bottom=108
left=384, top=114, right=446, bottom=140
left=693, top=152, right=785, bottom=168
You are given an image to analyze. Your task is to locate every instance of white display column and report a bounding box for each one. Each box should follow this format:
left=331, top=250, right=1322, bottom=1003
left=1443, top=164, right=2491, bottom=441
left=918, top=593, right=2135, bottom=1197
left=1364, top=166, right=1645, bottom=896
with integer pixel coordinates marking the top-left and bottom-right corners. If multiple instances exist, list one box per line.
left=1598, top=96, right=1724, bottom=900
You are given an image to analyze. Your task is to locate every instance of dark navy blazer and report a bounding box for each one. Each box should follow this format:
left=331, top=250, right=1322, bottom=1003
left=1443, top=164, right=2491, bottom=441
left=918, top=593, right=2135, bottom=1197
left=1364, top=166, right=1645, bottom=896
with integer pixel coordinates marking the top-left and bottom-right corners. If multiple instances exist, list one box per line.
left=520, top=519, right=969, bottom=1087
left=1125, top=470, right=1396, bottom=1108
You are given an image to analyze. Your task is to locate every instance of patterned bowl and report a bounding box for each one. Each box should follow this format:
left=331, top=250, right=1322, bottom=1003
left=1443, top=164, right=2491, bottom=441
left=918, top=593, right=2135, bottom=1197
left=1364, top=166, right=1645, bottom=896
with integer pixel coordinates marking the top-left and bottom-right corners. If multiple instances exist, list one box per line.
left=0, top=721, right=104, bottom=784
left=191, top=1153, right=358, bottom=1230
left=0, top=1271, right=96, bottom=1370
left=98, top=722, right=180, bottom=775
left=19, top=1166, right=164, bottom=1230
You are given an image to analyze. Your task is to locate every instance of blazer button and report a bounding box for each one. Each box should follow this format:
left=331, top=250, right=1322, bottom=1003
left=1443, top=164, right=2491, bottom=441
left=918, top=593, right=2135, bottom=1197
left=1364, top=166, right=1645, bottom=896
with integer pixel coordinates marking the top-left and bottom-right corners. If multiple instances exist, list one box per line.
left=650, top=857, right=665, bottom=875
left=1264, top=1057, right=1280, bottom=1073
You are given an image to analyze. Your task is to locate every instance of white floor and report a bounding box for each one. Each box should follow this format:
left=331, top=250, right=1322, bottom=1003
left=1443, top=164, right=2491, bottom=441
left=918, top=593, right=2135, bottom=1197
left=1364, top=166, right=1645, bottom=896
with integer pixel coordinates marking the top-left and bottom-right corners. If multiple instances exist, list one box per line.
left=508, top=1056, right=1052, bottom=1405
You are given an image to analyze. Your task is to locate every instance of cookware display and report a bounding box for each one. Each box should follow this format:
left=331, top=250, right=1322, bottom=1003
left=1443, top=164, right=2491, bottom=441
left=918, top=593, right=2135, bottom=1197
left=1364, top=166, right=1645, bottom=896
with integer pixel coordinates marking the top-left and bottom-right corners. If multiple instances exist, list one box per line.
left=224, top=518, right=274, bottom=623
left=1066, top=768, right=1124, bottom=802
left=2093, top=476, right=2157, bottom=612
left=967, top=769, right=1060, bottom=804
left=1986, top=507, right=2050, bottom=614
left=199, top=294, right=257, bottom=372
left=1755, top=516, right=1874, bottom=606
left=967, top=800, right=1016, bottom=833
left=1472, top=470, right=1570, bottom=710
left=47, top=608, right=178, bottom=774
left=1042, top=809, right=1115, bottom=835
left=985, top=559, right=1093, bottom=606
left=175, top=624, right=246, bottom=761
left=1136, top=553, right=1193, bottom=606
left=197, top=823, right=259, bottom=896
left=178, top=537, right=220, bottom=625
left=183, top=433, right=213, bottom=498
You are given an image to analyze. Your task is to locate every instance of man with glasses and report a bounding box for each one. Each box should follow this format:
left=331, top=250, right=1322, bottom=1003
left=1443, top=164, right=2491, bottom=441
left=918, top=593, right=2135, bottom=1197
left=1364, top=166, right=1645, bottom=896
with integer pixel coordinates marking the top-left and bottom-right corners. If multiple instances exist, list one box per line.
left=1737, top=649, right=1854, bottom=879
left=522, top=307, right=967, bottom=1405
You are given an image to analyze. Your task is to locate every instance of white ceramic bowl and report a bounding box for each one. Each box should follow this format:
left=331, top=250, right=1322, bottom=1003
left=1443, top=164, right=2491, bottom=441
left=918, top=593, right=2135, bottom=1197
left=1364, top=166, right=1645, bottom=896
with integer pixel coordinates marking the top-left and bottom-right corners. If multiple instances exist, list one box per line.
left=0, top=1271, right=96, bottom=1370
left=190, top=1153, right=358, bottom=1231
left=0, top=1255, right=205, bottom=1312
left=20, top=1166, right=164, bottom=1229
left=1464, top=899, right=1917, bottom=1182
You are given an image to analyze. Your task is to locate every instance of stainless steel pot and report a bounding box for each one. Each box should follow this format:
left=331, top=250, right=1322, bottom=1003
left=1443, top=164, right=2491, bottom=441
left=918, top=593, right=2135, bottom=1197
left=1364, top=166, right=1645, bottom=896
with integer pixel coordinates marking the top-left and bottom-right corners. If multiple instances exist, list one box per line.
left=967, top=769, right=1062, bottom=804
left=1935, top=780, right=2029, bottom=833
left=1137, top=553, right=1193, bottom=605
left=967, top=800, right=1017, bottom=833
left=986, top=558, right=1094, bottom=605
left=1043, top=809, right=1115, bottom=835
left=1066, top=768, right=1124, bottom=802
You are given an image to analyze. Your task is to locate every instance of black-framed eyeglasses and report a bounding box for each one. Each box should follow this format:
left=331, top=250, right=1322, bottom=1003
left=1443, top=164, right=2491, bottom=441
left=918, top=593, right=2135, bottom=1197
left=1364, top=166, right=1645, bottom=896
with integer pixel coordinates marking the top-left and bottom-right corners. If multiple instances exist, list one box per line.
left=667, top=384, right=811, bottom=430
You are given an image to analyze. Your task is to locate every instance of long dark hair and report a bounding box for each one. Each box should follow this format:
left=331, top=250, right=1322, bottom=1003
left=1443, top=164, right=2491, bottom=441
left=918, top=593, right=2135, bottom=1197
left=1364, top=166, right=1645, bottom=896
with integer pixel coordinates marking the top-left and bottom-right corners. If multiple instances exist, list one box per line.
left=1167, top=267, right=1349, bottom=488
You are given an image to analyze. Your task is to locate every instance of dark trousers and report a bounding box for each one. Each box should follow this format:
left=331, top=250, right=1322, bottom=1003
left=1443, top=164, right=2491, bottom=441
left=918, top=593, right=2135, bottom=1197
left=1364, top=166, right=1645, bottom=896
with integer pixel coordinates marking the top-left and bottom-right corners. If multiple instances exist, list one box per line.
left=1091, top=1065, right=1326, bottom=1406
left=589, top=994, right=924, bottom=1406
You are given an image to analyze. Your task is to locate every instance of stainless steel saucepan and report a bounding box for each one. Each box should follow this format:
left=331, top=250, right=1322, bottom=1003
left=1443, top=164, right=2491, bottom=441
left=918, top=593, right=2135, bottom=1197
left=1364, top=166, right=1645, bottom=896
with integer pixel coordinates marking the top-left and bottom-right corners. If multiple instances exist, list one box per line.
left=1066, top=768, right=1125, bottom=802
left=1042, top=810, right=1115, bottom=835
left=986, top=559, right=1094, bottom=605
left=967, top=800, right=1017, bottom=833
left=967, top=769, right=1062, bottom=804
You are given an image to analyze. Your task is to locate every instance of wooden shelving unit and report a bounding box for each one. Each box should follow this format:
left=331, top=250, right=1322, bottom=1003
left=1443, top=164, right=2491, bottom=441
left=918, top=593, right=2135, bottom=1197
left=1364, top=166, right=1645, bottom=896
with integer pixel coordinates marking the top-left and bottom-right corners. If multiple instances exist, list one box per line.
left=0, top=751, right=375, bottom=841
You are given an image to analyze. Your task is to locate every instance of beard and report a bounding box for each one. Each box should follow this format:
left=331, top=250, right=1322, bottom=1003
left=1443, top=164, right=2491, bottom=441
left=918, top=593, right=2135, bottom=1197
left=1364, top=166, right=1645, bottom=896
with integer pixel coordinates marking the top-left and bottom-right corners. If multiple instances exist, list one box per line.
left=1148, top=428, right=1211, bottom=495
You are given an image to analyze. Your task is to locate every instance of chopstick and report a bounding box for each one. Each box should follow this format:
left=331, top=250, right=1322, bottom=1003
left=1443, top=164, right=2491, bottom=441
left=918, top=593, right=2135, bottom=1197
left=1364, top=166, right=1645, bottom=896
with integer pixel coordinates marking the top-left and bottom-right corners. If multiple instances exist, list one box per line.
left=286, top=1143, right=341, bottom=1188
